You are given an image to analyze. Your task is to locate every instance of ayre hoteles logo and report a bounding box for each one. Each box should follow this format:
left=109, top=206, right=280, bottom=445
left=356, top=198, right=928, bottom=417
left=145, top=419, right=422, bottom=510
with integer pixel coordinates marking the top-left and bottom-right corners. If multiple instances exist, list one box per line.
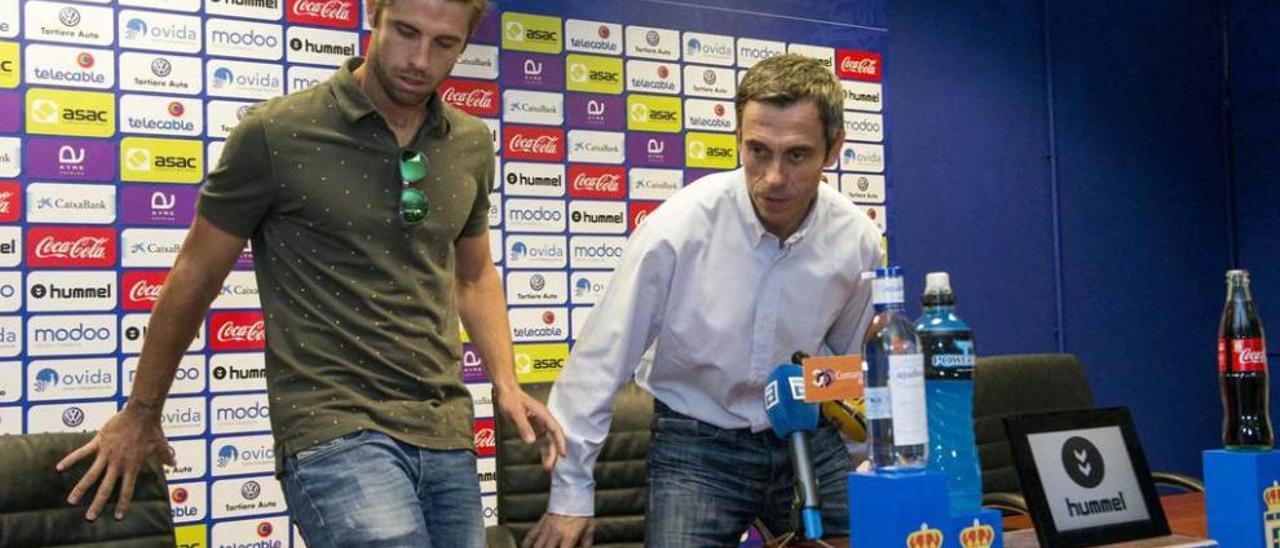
left=119, top=185, right=198, bottom=227
left=24, top=44, right=115, bottom=90
left=25, top=1, right=114, bottom=47
left=25, top=138, right=115, bottom=182
left=500, top=52, right=564, bottom=92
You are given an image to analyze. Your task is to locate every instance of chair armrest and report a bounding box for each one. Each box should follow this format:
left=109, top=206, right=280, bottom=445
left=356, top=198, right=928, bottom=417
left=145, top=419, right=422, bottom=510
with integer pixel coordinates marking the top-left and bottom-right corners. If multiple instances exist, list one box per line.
left=485, top=525, right=519, bottom=548
left=982, top=491, right=1029, bottom=515
left=1151, top=471, right=1204, bottom=493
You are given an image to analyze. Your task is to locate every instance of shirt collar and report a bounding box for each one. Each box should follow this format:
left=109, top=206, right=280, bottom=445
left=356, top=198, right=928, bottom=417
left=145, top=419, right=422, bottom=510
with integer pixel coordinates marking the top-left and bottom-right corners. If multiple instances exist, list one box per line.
left=331, top=57, right=450, bottom=137
left=732, top=168, right=823, bottom=249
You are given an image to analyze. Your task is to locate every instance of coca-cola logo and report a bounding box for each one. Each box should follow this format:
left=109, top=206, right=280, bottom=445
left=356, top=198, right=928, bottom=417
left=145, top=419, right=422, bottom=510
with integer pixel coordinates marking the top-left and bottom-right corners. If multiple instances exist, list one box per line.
left=837, top=49, right=883, bottom=81
left=217, top=320, right=265, bottom=343
left=504, top=126, right=564, bottom=162
left=130, top=280, right=163, bottom=303
left=122, top=271, right=169, bottom=311
left=1222, top=338, right=1268, bottom=373
left=474, top=418, right=495, bottom=457
left=510, top=135, right=559, bottom=153
left=568, top=166, right=626, bottom=199
left=1241, top=349, right=1267, bottom=365
left=572, top=173, right=621, bottom=193
left=287, top=0, right=358, bottom=28
left=35, top=236, right=108, bottom=259
left=0, top=192, right=12, bottom=214
left=28, top=228, right=118, bottom=268
left=211, top=312, right=266, bottom=351
left=439, top=79, right=499, bottom=117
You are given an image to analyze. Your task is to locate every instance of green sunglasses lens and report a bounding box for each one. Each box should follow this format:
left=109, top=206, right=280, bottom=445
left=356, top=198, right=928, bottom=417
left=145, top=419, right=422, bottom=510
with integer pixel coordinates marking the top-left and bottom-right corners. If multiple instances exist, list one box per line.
left=400, top=187, right=428, bottom=225
left=400, top=151, right=428, bottom=182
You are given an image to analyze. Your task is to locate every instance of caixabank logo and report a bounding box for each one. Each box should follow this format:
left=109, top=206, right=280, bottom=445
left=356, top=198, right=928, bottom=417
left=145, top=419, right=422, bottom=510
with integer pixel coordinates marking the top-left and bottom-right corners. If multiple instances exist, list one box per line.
left=121, top=137, right=204, bottom=184
left=0, top=137, right=18, bottom=178
left=26, top=182, right=116, bottom=225
left=122, top=228, right=187, bottom=268
left=26, top=88, right=115, bottom=138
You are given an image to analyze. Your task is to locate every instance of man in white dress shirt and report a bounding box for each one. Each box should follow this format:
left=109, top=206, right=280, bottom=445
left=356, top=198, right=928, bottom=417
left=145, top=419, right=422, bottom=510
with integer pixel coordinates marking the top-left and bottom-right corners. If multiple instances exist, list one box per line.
left=523, top=54, right=884, bottom=547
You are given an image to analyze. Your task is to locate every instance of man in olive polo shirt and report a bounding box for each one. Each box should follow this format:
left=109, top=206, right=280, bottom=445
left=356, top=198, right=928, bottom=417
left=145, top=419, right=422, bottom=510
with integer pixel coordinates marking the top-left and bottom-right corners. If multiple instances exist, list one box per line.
left=57, top=1, right=564, bottom=546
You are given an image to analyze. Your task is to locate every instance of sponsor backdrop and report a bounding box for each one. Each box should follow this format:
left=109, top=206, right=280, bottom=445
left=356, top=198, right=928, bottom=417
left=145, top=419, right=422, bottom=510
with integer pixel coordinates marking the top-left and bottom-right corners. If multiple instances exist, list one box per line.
left=0, top=0, right=885, bottom=545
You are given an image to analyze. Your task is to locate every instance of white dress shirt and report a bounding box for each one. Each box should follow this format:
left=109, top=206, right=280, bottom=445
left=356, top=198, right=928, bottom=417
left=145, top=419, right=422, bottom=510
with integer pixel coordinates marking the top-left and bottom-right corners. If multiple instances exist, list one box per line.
left=546, top=168, right=883, bottom=516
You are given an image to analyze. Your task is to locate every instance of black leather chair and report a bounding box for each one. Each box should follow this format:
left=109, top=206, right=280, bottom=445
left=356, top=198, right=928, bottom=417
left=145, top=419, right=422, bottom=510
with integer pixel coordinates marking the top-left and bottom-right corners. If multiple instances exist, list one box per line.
left=0, top=432, right=176, bottom=547
left=486, top=381, right=651, bottom=548
left=973, top=353, right=1204, bottom=514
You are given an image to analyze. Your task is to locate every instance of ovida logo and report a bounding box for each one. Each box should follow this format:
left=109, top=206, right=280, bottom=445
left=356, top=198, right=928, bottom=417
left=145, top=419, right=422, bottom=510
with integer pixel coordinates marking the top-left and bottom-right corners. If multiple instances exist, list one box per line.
left=218, top=445, right=239, bottom=467
left=124, top=18, right=147, bottom=40
left=34, top=368, right=58, bottom=392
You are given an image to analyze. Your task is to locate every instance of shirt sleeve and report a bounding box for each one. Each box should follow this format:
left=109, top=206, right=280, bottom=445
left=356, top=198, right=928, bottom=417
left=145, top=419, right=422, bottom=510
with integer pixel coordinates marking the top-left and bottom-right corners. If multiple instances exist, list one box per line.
left=824, top=228, right=884, bottom=355
left=196, top=112, right=275, bottom=239
left=458, top=142, right=495, bottom=239
left=545, top=218, right=677, bottom=516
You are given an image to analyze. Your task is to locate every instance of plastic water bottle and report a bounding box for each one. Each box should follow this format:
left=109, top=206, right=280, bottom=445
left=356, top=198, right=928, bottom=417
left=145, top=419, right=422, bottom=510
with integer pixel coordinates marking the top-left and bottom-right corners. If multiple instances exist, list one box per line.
left=916, top=272, right=982, bottom=514
left=863, top=266, right=928, bottom=471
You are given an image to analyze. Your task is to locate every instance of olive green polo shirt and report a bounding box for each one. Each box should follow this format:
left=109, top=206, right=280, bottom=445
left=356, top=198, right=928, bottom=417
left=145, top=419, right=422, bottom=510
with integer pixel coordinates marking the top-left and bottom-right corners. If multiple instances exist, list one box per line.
left=197, top=57, right=494, bottom=472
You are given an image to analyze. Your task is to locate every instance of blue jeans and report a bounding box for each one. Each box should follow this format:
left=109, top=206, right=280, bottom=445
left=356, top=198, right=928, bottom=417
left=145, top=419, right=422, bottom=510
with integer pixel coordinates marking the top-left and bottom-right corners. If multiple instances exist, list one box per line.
left=645, top=402, right=851, bottom=547
left=280, top=430, right=484, bottom=548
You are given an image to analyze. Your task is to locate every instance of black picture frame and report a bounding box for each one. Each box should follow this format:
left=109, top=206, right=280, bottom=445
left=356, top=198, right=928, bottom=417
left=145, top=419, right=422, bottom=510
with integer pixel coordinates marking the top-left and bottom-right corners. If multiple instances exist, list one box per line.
left=1003, top=407, right=1171, bottom=547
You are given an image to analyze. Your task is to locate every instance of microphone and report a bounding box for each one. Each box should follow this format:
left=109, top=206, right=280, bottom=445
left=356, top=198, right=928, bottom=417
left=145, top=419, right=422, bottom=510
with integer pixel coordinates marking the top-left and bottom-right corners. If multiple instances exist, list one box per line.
left=765, top=363, right=824, bottom=541
left=792, top=351, right=869, bottom=443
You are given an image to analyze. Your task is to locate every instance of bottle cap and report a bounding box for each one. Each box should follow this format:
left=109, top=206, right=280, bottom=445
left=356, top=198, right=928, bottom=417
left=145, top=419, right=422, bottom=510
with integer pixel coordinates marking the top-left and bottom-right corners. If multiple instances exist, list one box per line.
left=925, top=272, right=951, bottom=293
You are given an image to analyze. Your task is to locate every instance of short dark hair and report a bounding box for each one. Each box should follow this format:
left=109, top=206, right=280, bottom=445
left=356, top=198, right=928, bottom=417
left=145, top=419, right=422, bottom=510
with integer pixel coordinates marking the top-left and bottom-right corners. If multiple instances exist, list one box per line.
left=735, top=54, right=845, bottom=153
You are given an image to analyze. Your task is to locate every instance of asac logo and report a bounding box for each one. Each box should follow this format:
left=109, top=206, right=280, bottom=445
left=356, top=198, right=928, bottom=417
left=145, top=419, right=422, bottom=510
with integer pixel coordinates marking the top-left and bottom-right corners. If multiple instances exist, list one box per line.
left=500, top=12, right=563, bottom=54
left=26, top=88, right=114, bottom=138
left=26, top=226, right=115, bottom=268
left=120, top=137, right=203, bottom=183
left=210, top=311, right=266, bottom=351
left=287, top=0, right=357, bottom=29
left=627, top=94, right=682, bottom=133
left=0, top=43, right=18, bottom=89
left=837, top=49, right=882, bottom=82
left=568, top=165, right=625, bottom=200
left=439, top=78, right=499, bottom=117
left=504, top=125, right=564, bottom=162
left=565, top=54, right=623, bottom=95
left=685, top=132, right=738, bottom=170
left=512, top=343, right=570, bottom=384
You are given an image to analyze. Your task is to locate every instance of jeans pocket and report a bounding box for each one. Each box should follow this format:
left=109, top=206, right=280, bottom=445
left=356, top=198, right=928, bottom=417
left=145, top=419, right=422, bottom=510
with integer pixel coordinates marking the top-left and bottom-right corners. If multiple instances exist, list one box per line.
left=293, top=430, right=366, bottom=465
left=653, top=417, right=717, bottom=441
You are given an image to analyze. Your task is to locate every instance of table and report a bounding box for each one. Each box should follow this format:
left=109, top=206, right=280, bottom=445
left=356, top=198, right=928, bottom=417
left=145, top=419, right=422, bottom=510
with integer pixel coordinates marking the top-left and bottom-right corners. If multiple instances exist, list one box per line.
left=1002, top=492, right=1207, bottom=538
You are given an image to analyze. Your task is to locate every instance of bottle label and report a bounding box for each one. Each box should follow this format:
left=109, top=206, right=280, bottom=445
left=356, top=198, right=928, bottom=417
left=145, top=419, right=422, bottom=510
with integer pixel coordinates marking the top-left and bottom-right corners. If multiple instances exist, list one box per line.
left=931, top=353, right=976, bottom=368
left=1220, top=338, right=1268, bottom=373
left=872, top=276, right=904, bottom=306
left=865, top=387, right=891, bottom=419
left=888, top=354, right=928, bottom=446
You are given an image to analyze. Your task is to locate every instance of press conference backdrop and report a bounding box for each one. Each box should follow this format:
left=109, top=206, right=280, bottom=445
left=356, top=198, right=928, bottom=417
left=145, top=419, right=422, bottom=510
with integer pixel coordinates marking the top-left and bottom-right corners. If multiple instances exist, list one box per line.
left=0, top=0, right=887, bottom=546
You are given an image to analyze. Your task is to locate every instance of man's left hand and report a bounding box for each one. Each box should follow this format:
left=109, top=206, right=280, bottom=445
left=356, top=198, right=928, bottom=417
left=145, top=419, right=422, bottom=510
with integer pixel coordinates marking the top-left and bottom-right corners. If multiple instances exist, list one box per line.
left=495, top=386, right=567, bottom=470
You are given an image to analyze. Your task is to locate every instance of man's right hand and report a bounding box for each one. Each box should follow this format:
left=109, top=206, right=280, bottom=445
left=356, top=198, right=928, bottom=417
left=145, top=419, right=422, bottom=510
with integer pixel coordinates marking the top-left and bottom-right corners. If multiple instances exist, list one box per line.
left=56, top=404, right=175, bottom=521
left=522, top=512, right=594, bottom=548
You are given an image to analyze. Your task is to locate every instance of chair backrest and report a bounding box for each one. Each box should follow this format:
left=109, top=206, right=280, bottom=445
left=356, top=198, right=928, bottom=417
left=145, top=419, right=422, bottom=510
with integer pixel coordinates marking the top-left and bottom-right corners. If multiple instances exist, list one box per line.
left=0, top=432, right=175, bottom=547
left=495, top=381, right=652, bottom=547
left=972, top=353, right=1095, bottom=495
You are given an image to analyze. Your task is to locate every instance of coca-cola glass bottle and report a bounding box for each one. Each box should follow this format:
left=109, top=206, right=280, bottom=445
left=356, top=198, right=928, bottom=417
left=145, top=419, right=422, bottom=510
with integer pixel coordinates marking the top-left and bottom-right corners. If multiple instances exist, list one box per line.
left=1219, top=269, right=1273, bottom=450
